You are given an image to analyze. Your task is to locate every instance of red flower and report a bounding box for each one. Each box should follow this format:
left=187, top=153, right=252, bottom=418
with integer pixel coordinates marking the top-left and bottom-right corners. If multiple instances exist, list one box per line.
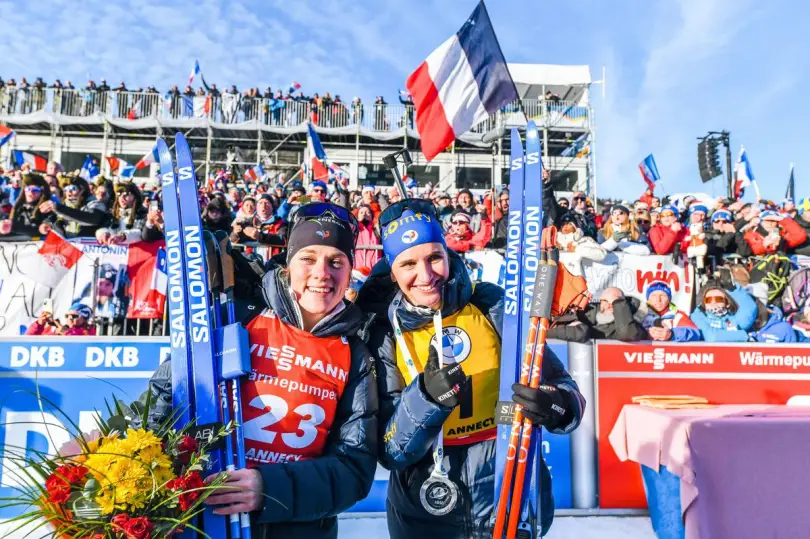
left=90, top=534, right=105, bottom=539
left=177, top=435, right=198, bottom=455
left=184, top=471, right=204, bottom=492
left=123, top=515, right=154, bottom=539
left=44, top=474, right=71, bottom=504
left=111, top=512, right=131, bottom=531
left=177, top=471, right=205, bottom=511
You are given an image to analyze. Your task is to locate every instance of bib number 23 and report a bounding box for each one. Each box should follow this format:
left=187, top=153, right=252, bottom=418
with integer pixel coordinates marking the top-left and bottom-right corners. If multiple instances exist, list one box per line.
left=243, top=394, right=326, bottom=449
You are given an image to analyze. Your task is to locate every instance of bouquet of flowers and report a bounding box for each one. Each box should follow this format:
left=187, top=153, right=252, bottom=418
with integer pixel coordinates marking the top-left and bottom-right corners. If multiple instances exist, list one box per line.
left=1, top=396, right=232, bottom=539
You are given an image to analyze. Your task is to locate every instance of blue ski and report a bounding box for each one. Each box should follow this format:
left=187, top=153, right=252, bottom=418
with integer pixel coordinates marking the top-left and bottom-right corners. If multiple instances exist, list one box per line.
left=516, top=120, right=544, bottom=538
left=158, top=138, right=194, bottom=431
left=493, top=128, right=526, bottom=532
left=174, top=133, right=229, bottom=539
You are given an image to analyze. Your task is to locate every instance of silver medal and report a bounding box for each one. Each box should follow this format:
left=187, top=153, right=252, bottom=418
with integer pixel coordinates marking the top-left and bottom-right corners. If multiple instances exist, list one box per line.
left=419, top=473, right=459, bottom=516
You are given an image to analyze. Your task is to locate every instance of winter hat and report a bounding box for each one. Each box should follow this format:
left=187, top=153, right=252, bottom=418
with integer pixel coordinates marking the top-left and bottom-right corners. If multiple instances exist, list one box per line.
left=311, top=180, right=327, bottom=191
left=381, top=209, right=446, bottom=265
left=361, top=185, right=375, bottom=193
left=761, top=210, right=782, bottom=221
left=67, top=302, right=93, bottom=320
left=286, top=207, right=357, bottom=265
left=688, top=204, right=708, bottom=216
left=646, top=281, right=672, bottom=300
left=659, top=204, right=678, bottom=216
left=711, top=209, right=733, bottom=223
left=611, top=204, right=630, bottom=215
left=451, top=212, right=471, bottom=223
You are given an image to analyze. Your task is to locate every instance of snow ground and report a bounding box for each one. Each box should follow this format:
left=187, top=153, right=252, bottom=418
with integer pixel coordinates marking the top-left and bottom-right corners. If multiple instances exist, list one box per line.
left=336, top=515, right=656, bottom=538
left=2, top=515, right=656, bottom=538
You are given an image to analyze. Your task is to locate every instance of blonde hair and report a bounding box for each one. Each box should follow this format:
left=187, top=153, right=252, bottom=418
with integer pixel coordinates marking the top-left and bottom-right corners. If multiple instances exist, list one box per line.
left=601, top=218, right=642, bottom=241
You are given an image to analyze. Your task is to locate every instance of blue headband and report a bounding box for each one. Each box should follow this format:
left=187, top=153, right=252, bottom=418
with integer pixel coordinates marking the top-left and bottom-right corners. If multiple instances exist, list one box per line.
left=381, top=209, right=446, bottom=264
left=646, top=281, right=672, bottom=300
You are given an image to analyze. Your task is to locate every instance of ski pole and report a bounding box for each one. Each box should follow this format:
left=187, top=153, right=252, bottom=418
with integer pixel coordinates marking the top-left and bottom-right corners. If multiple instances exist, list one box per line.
left=214, top=229, right=253, bottom=539
left=203, top=231, right=242, bottom=539
left=506, top=231, right=558, bottom=539
left=492, top=228, right=558, bottom=539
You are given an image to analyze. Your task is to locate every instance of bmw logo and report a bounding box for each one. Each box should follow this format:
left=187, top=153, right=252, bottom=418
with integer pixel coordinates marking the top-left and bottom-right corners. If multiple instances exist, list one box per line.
left=430, top=326, right=472, bottom=364
left=401, top=229, right=419, bottom=244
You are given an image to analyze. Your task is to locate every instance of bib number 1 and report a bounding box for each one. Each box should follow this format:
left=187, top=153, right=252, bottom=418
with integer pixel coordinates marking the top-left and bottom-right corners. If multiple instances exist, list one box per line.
left=243, top=394, right=326, bottom=449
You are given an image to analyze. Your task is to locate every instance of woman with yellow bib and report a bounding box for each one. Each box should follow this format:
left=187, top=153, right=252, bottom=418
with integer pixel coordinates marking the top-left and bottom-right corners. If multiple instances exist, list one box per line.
left=357, top=199, right=585, bottom=539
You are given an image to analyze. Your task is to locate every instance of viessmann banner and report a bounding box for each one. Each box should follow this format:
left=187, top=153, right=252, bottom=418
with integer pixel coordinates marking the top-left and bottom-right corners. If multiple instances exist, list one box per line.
left=596, top=341, right=810, bottom=509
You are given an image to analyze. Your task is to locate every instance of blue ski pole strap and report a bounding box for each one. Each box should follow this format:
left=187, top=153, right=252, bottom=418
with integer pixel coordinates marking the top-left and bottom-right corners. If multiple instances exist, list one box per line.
left=215, top=323, right=251, bottom=379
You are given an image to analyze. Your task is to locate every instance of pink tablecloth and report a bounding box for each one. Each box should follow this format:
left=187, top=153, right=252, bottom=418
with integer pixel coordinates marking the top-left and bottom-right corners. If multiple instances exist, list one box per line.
left=608, top=404, right=802, bottom=538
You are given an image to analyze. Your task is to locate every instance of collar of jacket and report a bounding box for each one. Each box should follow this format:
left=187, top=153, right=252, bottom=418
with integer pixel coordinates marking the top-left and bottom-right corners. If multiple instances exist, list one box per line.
left=260, top=266, right=363, bottom=338
left=359, top=250, right=473, bottom=332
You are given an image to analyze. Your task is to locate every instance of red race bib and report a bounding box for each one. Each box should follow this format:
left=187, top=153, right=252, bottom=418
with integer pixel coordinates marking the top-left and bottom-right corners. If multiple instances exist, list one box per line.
left=241, top=310, right=351, bottom=465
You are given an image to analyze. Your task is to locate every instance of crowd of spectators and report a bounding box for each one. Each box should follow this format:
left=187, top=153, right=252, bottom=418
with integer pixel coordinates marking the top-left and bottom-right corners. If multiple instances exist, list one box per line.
left=0, top=77, right=417, bottom=128
left=4, top=157, right=810, bottom=344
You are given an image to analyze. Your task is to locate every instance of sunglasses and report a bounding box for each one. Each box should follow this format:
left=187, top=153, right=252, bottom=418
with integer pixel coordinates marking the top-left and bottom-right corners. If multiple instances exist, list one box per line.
left=452, top=219, right=469, bottom=225
left=713, top=220, right=731, bottom=225
left=636, top=220, right=650, bottom=225
left=65, top=313, right=79, bottom=320
left=64, top=185, right=79, bottom=193
left=291, top=202, right=359, bottom=237
left=704, top=296, right=726, bottom=304
left=573, top=196, right=586, bottom=202
left=24, top=186, right=42, bottom=193
left=379, top=198, right=438, bottom=228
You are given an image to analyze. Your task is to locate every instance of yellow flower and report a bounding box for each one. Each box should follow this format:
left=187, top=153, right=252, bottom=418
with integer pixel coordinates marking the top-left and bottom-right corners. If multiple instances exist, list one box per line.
left=152, top=466, right=176, bottom=488
left=124, top=428, right=163, bottom=453
left=138, top=445, right=173, bottom=470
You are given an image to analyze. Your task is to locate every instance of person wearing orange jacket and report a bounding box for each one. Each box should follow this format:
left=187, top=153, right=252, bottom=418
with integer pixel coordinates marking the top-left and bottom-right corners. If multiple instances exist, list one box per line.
left=740, top=210, right=808, bottom=256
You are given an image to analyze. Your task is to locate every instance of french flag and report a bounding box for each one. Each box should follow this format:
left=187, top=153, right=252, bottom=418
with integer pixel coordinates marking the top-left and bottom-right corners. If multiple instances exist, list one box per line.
left=189, top=59, right=201, bottom=86
left=734, top=146, right=755, bottom=199
left=135, top=147, right=158, bottom=169
left=106, top=156, right=136, bottom=179
left=244, top=164, right=265, bottom=182
left=406, top=0, right=518, bottom=161
left=13, top=151, right=47, bottom=171
left=0, top=125, right=15, bottom=149
left=288, top=81, right=301, bottom=95
left=638, top=154, right=660, bottom=191
left=307, top=123, right=329, bottom=181
left=146, top=247, right=168, bottom=311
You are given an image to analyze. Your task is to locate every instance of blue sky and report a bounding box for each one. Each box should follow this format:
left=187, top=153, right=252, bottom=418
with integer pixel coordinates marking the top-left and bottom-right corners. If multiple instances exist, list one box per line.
left=1, top=0, right=807, bottom=201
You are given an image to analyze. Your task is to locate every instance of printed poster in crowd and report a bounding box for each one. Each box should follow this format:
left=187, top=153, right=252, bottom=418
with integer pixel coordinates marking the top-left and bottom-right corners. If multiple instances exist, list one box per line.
left=0, top=240, right=166, bottom=335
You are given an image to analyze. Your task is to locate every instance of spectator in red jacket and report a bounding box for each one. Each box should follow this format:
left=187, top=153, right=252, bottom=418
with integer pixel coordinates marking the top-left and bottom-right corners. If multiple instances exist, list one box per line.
left=444, top=211, right=491, bottom=252
left=741, top=210, right=808, bottom=256
left=648, top=204, right=686, bottom=255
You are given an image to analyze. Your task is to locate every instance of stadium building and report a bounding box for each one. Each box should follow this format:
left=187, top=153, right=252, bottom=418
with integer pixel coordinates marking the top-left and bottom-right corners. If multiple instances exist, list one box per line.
left=0, top=64, right=595, bottom=198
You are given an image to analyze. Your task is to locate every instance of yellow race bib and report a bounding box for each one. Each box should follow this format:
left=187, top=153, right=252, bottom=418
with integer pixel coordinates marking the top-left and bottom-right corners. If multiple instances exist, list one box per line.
left=395, top=303, right=501, bottom=445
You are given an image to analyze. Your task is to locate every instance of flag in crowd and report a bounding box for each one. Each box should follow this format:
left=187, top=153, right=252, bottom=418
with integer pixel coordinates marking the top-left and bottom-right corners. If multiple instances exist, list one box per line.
left=135, top=147, right=158, bottom=169
left=734, top=146, right=755, bottom=199
left=405, top=0, right=519, bottom=161
left=787, top=163, right=795, bottom=200
left=306, top=122, right=329, bottom=180
left=638, top=154, right=660, bottom=190
left=79, top=155, right=100, bottom=181
left=399, top=89, right=411, bottom=98
left=244, top=164, right=265, bottom=182
left=146, top=247, right=168, bottom=313
left=189, top=59, right=201, bottom=86
left=288, top=81, right=302, bottom=94
left=13, top=150, right=47, bottom=171
left=106, top=156, right=136, bottom=179
left=0, top=125, right=15, bottom=149
left=34, top=231, right=84, bottom=288
left=561, top=133, right=590, bottom=158
left=328, top=162, right=347, bottom=181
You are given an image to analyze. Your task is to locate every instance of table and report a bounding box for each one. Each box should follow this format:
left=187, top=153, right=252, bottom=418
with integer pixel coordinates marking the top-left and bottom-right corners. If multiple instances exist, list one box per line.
left=608, top=404, right=810, bottom=539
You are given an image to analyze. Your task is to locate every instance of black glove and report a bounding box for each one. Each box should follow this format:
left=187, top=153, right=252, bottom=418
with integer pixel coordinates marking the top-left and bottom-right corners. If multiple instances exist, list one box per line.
left=512, top=383, right=569, bottom=430
left=422, top=345, right=468, bottom=408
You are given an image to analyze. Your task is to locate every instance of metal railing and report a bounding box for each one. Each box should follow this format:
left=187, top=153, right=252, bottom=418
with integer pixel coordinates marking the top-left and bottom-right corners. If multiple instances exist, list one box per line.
left=0, top=88, right=590, bottom=132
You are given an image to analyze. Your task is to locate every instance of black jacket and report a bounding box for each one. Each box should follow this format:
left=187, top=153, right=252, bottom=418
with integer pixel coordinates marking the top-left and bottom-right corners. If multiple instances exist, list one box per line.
left=51, top=198, right=110, bottom=238
left=542, top=181, right=597, bottom=238
left=548, top=296, right=647, bottom=342
left=132, top=266, right=378, bottom=539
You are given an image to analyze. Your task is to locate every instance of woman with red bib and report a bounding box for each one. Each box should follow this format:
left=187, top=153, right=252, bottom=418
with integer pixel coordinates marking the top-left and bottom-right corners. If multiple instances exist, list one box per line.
left=132, top=203, right=378, bottom=539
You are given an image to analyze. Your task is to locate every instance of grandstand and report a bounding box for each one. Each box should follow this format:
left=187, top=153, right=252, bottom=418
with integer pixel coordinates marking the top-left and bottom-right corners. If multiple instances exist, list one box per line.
left=0, top=63, right=595, bottom=197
